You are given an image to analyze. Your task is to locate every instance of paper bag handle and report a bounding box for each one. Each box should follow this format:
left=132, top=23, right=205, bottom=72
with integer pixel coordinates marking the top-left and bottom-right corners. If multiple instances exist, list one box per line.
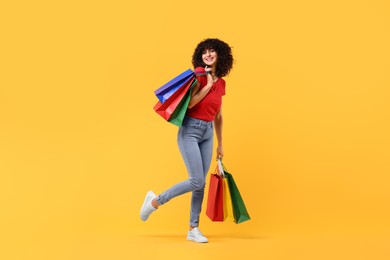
left=217, top=158, right=225, bottom=177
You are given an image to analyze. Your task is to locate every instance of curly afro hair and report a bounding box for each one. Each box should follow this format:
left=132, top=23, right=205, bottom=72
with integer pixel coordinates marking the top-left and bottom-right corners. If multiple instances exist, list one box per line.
left=192, top=38, right=234, bottom=78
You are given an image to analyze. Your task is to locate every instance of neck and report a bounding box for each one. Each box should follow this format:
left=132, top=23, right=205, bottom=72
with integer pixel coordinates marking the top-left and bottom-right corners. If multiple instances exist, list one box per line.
left=211, top=65, right=217, bottom=78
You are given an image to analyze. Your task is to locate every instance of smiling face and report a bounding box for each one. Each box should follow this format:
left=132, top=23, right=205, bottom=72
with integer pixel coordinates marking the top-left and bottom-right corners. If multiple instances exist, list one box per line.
left=192, top=38, right=233, bottom=78
left=202, top=48, right=218, bottom=67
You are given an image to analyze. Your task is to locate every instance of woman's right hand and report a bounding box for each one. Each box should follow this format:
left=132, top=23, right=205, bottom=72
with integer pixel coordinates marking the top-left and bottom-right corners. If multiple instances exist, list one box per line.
left=205, top=66, right=213, bottom=86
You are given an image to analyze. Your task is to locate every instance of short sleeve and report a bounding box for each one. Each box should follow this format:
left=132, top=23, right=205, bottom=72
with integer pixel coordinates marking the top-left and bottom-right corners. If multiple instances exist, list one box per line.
left=220, top=79, right=226, bottom=96
left=194, top=67, right=207, bottom=87
left=194, top=66, right=206, bottom=75
left=196, top=75, right=207, bottom=87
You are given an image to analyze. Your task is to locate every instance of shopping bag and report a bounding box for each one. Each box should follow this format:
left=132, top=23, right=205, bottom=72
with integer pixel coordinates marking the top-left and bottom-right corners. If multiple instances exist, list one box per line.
left=223, top=177, right=235, bottom=221
left=206, top=167, right=224, bottom=222
left=154, top=69, right=194, bottom=104
left=168, top=87, right=193, bottom=127
left=223, top=165, right=251, bottom=224
left=153, top=77, right=195, bottom=120
left=216, top=159, right=233, bottom=221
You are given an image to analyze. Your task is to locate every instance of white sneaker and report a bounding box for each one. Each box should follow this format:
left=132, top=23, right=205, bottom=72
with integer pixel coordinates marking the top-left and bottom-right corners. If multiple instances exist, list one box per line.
left=140, top=191, right=157, bottom=221
left=187, top=228, right=208, bottom=243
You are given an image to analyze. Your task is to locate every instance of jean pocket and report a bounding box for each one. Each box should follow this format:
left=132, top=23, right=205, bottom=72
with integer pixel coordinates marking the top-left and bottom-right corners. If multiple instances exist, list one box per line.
left=182, top=121, right=201, bottom=128
left=189, top=123, right=201, bottom=128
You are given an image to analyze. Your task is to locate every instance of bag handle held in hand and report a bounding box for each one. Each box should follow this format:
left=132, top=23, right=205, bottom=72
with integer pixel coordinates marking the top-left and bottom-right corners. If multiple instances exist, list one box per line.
left=217, top=158, right=225, bottom=177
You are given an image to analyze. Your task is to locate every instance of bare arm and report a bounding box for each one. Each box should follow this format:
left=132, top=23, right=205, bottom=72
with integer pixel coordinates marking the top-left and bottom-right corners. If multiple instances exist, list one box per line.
left=188, top=69, right=213, bottom=109
left=214, top=105, right=224, bottom=159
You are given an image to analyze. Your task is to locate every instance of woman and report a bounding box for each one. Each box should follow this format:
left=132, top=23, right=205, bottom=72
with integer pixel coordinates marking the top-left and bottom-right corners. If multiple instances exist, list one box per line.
left=140, top=38, right=234, bottom=243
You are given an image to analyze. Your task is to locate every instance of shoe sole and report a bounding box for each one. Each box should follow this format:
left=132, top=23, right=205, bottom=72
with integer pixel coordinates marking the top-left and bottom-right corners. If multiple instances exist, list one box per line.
left=187, top=237, right=208, bottom=243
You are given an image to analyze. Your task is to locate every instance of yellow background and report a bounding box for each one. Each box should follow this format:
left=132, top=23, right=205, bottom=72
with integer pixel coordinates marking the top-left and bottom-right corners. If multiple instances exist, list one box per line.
left=1, top=0, right=389, bottom=259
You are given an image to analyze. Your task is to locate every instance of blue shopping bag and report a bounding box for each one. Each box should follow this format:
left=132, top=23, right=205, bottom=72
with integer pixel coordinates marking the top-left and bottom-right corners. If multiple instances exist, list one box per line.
left=154, top=69, right=194, bottom=104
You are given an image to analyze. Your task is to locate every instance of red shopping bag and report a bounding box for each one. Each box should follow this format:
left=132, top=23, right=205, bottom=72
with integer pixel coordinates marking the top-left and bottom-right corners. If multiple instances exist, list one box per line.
left=153, top=77, right=195, bottom=120
left=206, top=167, right=224, bottom=222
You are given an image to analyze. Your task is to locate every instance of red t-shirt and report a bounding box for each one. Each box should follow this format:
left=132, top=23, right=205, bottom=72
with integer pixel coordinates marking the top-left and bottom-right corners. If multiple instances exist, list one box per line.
left=186, top=70, right=226, bottom=122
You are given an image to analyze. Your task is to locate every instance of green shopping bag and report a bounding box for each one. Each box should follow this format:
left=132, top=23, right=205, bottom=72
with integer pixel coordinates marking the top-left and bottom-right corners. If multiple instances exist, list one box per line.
left=168, top=82, right=194, bottom=127
left=223, top=165, right=251, bottom=224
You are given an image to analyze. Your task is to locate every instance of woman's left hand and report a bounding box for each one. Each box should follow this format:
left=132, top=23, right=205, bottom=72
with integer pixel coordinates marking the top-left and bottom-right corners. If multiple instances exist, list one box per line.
left=216, top=146, right=224, bottom=160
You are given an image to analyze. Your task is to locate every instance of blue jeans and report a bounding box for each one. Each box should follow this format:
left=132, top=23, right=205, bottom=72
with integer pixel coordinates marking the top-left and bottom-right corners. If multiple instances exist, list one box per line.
left=156, top=116, right=214, bottom=227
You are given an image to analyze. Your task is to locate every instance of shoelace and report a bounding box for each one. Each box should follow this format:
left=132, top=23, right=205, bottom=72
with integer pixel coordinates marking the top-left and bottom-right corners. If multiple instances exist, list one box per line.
left=191, top=229, right=203, bottom=238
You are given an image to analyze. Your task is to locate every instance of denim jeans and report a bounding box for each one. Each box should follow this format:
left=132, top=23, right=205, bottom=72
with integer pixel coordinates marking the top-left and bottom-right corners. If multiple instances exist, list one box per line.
left=156, top=116, right=214, bottom=227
